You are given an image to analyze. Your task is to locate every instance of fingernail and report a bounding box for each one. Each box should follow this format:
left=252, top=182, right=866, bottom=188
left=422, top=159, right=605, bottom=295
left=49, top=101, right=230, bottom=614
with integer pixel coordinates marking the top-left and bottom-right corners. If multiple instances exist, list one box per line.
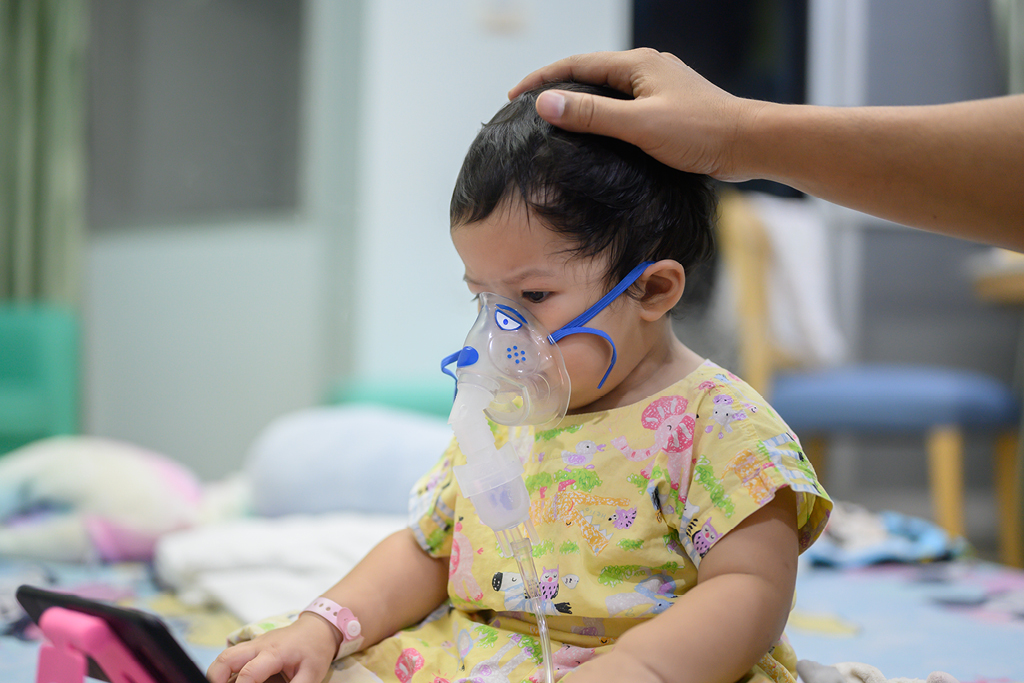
left=537, top=91, right=566, bottom=120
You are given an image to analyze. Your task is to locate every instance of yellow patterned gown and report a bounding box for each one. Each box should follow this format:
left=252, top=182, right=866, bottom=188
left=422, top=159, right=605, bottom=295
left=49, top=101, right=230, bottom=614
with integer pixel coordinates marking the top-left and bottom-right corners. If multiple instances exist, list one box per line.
left=230, top=361, right=832, bottom=683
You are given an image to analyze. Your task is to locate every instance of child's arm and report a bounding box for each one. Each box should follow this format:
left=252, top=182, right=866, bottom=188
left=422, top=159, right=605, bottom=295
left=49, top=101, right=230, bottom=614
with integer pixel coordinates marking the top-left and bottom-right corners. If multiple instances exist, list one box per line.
left=566, top=487, right=800, bottom=683
left=207, top=527, right=449, bottom=683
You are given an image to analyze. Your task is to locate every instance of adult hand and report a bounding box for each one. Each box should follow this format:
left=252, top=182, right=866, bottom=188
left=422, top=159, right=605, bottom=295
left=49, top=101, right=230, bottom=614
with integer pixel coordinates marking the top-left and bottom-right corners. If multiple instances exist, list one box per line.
left=512, top=49, right=1024, bottom=248
left=508, top=48, right=767, bottom=182
left=206, top=613, right=339, bottom=683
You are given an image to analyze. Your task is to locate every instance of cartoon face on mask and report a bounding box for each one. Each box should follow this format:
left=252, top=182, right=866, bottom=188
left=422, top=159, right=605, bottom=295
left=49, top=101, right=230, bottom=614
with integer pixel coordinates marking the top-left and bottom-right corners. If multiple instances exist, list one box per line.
left=443, top=292, right=570, bottom=427
left=442, top=262, right=653, bottom=427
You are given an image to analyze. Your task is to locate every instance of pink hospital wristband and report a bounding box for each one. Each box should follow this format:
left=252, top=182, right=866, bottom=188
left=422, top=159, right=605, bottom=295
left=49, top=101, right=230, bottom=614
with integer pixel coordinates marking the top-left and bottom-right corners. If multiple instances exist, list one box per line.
left=302, top=597, right=362, bottom=657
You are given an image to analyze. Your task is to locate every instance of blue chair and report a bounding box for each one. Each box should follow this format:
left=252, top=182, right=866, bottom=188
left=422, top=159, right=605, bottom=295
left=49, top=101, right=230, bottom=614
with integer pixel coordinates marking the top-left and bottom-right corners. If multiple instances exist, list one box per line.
left=0, top=304, right=80, bottom=455
left=718, top=194, right=1022, bottom=566
left=772, top=366, right=1019, bottom=559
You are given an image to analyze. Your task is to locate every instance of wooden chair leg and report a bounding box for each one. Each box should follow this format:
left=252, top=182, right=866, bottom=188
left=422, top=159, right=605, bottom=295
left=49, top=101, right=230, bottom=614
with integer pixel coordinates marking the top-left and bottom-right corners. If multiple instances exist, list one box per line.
left=927, top=426, right=965, bottom=539
left=994, top=430, right=1023, bottom=568
left=803, top=436, right=827, bottom=487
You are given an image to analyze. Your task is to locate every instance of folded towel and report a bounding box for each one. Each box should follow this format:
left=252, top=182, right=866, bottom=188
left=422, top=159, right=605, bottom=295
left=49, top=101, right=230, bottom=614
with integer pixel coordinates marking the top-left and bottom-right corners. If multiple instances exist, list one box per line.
left=747, top=194, right=848, bottom=368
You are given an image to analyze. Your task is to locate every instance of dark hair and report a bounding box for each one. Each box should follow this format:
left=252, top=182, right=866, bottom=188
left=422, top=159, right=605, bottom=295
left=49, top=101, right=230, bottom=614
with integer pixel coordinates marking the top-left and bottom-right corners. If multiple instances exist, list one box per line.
left=450, top=81, right=717, bottom=307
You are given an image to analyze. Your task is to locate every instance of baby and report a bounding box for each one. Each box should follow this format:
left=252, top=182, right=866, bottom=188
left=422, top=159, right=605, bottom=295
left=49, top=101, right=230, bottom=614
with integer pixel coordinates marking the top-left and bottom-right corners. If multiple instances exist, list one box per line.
left=209, top=82, right=832, bottom=683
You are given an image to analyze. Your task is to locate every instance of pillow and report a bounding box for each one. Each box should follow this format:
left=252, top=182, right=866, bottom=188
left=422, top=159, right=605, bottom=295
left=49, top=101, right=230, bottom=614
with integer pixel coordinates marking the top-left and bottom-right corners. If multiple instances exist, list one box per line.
left=0, top=436, right=202, bottom=562
left=244, top=405, right=453, bottom=517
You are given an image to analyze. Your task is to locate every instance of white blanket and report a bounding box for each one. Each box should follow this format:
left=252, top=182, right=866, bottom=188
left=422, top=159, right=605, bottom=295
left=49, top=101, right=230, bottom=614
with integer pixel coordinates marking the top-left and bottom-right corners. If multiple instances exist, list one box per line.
left=154, top=512, right=408, bottom=623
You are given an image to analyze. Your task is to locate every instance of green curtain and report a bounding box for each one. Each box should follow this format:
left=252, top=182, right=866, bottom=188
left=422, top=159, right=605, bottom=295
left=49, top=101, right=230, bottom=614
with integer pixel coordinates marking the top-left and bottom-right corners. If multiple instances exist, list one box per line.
left=0, top=0, right=87, bottom=306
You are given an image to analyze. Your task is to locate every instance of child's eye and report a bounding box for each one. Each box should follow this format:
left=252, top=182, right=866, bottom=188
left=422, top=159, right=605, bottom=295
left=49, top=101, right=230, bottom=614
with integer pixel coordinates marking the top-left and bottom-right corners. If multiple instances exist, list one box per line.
left=522, top=291, right=549, bottom=304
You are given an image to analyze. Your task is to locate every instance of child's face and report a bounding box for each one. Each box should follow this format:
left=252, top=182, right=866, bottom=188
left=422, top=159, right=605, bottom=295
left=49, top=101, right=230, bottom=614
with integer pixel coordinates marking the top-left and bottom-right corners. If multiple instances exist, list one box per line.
left=451, top=200, right=645, bottom=412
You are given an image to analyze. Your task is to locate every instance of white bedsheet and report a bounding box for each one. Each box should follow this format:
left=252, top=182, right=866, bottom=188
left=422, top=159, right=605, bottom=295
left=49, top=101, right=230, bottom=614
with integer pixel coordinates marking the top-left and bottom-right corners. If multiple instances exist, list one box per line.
left=154, top=512, right=408, bottom=623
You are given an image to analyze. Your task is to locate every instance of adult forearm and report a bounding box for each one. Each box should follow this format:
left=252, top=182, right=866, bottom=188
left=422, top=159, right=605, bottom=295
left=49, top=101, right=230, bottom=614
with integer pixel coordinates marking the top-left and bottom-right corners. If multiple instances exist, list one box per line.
left=513, top=50, right=1024, bottom=250
left=318, top=527, right=449, bottom=647
left=741, top=96, right=1024, bottom=249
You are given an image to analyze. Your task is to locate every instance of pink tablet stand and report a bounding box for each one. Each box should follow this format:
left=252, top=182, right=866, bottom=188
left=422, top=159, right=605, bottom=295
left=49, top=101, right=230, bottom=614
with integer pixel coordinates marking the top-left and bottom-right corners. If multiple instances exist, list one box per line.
left=36, top=606, right=158, bottom=683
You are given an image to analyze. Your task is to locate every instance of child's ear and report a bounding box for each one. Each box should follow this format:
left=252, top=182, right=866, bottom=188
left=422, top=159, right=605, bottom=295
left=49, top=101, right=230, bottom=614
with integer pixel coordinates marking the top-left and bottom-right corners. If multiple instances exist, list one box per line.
left=637, top=260, right=685, bottom=321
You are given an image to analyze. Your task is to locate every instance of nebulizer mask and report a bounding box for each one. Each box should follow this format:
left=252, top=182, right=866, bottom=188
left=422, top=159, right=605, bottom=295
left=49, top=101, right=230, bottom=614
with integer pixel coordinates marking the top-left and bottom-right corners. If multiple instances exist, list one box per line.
left=440, top=294, right=567, bottom=555
left=439, top=262, right=652, bottom=683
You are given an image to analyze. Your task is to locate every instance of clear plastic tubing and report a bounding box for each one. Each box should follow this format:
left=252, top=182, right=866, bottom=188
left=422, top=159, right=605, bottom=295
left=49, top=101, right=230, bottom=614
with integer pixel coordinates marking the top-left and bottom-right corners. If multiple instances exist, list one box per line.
left=508, top=528, right=554, bottom=683
left=449, top=381, right=555, bottom=683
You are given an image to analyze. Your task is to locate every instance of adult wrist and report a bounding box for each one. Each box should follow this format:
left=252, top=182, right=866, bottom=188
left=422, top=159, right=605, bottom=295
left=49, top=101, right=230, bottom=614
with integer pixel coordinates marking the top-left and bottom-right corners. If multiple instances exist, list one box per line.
left=737, top=100, right=833, bottom=193
left=726, top=98, right=782, bottom=184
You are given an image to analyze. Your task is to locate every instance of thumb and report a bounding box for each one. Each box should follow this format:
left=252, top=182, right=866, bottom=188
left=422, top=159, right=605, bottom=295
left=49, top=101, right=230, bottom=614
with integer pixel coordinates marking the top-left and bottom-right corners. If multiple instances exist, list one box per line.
left=535, top=89, right=639, bottom=141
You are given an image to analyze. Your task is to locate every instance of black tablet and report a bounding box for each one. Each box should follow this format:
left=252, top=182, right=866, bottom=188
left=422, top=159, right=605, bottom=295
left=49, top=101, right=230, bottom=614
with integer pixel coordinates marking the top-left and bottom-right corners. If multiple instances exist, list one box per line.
left=16, top=584, right=209, bottom=683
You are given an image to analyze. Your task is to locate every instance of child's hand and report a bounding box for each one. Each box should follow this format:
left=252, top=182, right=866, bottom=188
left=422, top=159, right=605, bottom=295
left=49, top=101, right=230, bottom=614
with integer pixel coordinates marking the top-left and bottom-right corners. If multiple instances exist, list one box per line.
left=206, top=613, right=341, bottom=683
left=563, top=649, right=665, bottom=683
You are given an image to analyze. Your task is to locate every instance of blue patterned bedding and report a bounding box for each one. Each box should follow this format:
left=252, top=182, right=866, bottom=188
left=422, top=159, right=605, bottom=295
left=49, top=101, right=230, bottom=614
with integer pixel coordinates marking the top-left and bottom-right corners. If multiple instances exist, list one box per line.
left=3, top=555, right=1023, bottom=682
left=788, top=558, right=1024, bottom=681
left=1, top=558, right=233, bottom=681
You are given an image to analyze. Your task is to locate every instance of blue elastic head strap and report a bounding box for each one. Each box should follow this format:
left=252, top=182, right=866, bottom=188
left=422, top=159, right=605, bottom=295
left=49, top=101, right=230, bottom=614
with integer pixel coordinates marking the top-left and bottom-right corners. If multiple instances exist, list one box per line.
left=548, top=261, right=654, bottom=389
left=441, top=261, right=655, bottom=396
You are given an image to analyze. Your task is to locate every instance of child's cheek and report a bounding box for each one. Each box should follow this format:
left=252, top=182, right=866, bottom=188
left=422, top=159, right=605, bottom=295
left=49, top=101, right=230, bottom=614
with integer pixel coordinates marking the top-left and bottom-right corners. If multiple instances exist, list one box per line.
left=558, top=337, right=614, bottom=401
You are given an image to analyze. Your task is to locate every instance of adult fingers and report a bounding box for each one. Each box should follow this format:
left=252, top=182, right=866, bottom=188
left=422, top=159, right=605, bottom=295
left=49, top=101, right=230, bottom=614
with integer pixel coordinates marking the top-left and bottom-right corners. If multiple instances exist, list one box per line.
left=509, top=49, right=659, bottom=99
left=534, top=88, right=647, bottom=145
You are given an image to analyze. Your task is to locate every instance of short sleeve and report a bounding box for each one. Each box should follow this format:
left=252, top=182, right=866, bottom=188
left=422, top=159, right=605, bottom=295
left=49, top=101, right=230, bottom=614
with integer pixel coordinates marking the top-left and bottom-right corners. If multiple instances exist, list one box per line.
left=665, top=378, right=832, bottom=568
left=408, top=437, right=459, bottom=558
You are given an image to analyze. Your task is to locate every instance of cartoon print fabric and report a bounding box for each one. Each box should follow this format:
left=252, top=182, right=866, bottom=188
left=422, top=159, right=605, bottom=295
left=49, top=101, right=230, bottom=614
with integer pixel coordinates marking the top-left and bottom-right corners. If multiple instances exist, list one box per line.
left=231, top=361, right=831, bottom=682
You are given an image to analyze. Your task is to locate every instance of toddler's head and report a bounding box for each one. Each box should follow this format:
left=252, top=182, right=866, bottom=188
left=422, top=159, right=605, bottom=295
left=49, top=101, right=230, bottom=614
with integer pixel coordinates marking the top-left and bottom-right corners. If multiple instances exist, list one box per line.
left=449, top=82, right=718, bottom=409
left=451, top=81, right=717, bottom=297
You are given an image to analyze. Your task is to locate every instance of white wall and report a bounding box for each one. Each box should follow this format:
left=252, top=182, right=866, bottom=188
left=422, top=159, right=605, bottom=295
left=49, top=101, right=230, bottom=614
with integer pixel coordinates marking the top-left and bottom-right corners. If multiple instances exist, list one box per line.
left=352, top=0, right=632, bottom=381
left=85, top=220, right=324, bottom=481
left=84, top=0, right=631, bottom=480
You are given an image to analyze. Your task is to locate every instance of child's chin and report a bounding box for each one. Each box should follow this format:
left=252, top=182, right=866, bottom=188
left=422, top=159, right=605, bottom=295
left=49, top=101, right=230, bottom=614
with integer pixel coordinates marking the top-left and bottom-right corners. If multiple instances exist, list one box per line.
left=566, top=388, right=611, bottom=413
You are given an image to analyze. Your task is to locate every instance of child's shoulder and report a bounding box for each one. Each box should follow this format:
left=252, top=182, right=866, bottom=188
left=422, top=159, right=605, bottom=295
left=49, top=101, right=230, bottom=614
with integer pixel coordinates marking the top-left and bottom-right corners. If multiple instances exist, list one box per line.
left=602, top=360, right=748, bottom=424
left=635, top=360, right=784, bottom=433
left=642, top=360, right=758, bottom=405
